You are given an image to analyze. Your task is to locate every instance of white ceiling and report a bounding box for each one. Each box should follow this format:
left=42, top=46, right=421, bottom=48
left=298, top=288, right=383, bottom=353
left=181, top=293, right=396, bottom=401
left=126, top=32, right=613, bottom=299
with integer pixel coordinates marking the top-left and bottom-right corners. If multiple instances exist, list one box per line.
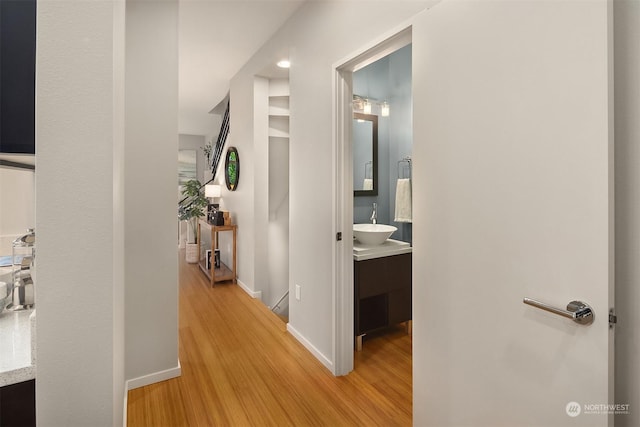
left=179, top=0, right=305, bottom=136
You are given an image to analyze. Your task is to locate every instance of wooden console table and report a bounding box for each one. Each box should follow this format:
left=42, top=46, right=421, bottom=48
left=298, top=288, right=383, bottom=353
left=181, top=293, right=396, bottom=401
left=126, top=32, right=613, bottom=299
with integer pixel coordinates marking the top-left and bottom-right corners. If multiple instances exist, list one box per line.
left=197, top=220, right=237, bottom=287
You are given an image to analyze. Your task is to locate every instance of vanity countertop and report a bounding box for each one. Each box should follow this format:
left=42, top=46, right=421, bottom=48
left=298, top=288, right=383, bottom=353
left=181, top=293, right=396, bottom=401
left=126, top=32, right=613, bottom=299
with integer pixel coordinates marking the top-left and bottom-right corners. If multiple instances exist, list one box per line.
left=0, top=308, right=35, bottom=387
left=353, top=238, right=412, bottom=261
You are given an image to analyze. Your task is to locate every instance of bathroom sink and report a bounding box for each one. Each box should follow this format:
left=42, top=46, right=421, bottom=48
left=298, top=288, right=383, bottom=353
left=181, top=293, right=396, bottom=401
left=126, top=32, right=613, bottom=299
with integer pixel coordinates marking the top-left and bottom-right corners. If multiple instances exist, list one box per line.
left=353, top=223, right=397, bottom=246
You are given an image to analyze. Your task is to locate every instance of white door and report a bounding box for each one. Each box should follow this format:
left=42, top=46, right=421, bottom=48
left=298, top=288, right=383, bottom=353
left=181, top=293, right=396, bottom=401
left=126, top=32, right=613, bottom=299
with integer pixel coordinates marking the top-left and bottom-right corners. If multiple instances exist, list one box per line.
left=412, top=1, right=613, bottom=426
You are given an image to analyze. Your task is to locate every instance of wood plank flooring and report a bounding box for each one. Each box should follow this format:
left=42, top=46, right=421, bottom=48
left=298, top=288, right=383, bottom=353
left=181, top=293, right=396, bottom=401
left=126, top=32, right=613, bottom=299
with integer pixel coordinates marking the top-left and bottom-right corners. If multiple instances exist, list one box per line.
left=126, top=252, right=412, bottom=426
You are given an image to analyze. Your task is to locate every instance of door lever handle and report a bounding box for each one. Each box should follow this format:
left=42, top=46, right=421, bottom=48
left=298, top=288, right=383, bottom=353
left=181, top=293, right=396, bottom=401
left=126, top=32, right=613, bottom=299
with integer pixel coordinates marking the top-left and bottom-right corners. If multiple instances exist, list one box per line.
left=523, top=297, right=594, bottom=325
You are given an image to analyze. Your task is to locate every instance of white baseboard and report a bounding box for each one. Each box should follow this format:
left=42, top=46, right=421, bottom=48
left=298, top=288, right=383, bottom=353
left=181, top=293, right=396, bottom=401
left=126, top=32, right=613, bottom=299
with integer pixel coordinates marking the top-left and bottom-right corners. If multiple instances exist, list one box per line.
left=237, top=278, right=262, bottom=300
left=286, top=323, right=334, bottom=373
left=125, top=362, right=182, bottom=391
left=123, top=362, right=182, bottom=426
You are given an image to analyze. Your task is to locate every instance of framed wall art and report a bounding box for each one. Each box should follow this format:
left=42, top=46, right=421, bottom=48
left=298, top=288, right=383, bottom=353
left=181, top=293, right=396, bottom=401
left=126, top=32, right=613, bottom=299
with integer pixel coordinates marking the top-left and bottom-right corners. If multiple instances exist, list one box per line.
left=225, top=147, right=240, bottom=191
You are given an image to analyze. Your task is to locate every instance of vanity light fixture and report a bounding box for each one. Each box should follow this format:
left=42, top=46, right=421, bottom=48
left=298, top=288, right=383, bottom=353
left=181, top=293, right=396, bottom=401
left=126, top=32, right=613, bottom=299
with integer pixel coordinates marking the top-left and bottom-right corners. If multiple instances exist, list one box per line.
left=381, top=101, right=390, bottom=117
left=277, top=59, right=290, bottom=69
left=353, top=94, right=388, bottom=116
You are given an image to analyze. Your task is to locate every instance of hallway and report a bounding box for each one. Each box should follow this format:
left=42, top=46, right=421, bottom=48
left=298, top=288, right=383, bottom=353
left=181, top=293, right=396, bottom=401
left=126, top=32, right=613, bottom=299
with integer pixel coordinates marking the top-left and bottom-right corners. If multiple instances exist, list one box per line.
left=126, top=252, right=412, bottom=426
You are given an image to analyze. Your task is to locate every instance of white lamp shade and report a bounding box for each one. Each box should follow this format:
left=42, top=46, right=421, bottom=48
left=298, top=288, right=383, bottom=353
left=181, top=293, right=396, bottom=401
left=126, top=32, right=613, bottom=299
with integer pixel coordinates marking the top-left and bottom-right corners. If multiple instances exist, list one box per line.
left=205, top=184, right=221, bottom=198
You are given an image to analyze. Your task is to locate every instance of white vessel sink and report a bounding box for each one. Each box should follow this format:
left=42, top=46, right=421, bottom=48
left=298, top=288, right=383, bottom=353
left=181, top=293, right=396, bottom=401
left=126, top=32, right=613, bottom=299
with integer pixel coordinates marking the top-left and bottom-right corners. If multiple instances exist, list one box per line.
left=353, top=223, right=397, bottom=246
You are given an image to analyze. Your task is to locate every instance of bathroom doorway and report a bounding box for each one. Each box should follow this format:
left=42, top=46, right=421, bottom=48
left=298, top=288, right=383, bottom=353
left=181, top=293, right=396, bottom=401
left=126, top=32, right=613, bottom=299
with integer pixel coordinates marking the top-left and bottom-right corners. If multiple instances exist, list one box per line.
left=333, top=27, right=413, bottom=375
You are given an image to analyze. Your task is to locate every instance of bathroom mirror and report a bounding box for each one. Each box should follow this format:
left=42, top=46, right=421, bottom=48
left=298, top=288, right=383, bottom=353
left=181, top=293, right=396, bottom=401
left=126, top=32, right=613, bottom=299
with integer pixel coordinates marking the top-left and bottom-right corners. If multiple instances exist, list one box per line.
left=353, top=112, right=378, bottom=197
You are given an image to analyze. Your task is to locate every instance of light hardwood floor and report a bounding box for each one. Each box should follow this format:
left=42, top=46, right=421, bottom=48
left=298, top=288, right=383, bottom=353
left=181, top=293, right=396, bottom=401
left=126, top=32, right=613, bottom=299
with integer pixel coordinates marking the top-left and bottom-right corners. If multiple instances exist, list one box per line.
left=127, top=252, right=412, bottom=426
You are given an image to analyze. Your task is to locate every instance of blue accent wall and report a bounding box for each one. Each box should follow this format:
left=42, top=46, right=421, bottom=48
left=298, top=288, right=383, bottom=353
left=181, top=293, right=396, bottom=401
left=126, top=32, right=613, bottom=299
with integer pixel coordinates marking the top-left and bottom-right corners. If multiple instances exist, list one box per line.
left=353, top=44, right=412, bottom=243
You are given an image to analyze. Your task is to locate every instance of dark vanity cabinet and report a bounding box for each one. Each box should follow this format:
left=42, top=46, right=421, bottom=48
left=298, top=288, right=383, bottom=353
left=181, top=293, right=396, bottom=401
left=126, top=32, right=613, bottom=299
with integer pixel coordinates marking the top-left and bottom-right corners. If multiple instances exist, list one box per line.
left=354, top=253, right=412, bottom=338
left=0, top=379, right=36, bottom=427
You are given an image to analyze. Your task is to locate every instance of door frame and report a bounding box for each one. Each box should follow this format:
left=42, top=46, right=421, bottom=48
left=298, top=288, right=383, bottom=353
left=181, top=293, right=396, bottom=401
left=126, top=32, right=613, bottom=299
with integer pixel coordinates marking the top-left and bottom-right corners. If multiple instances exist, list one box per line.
left=332, top=26, right=413, bottom=375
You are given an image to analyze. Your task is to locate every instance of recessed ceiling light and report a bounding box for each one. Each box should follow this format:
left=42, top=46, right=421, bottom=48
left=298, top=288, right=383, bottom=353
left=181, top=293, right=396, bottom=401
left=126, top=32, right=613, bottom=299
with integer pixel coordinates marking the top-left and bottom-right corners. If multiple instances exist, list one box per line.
left=277, top=60, right=290, bottom=69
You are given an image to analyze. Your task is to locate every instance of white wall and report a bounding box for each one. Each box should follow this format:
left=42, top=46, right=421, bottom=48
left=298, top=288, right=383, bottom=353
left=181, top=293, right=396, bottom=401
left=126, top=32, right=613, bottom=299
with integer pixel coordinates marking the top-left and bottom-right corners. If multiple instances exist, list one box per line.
left=614, top=0, right=640, bottom=425
left=253, top=77, right=270, bottom=299
left=113, top=0, right=126, bottom=420
left=268, top=136, right=290, bottom=308
left=179, top=112, right=220, bottom=140
left=219, top=75, right=257, bottom=290
left=36, top=1, right=179, bottom=423
left=413, top=0, right=613, bottom=423
left=227, top=0, right=640, bottom=421
left=112, top=1, right=127, bottom=425
left=224, top=1, right=431, bottom=369
left=36, top=0, right=125, bottom=424
left=124, top=0, right=180, bottom=382
left=0, top=167, right=35, bottom=254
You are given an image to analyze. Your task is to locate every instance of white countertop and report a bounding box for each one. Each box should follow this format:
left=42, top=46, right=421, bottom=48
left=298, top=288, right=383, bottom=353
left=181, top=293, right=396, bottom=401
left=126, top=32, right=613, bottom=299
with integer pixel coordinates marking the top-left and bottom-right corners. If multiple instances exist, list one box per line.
left=353, top=238, right=412, bottom=261
left=0, top=307, right=36, bottom=387
left=0, top=265, right=36, bottom=387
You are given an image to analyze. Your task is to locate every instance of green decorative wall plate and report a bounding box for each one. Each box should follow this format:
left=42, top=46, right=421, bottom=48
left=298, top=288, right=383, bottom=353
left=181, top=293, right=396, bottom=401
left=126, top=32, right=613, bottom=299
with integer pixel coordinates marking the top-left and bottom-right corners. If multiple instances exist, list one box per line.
left=225, top=147, right=240, bottom=191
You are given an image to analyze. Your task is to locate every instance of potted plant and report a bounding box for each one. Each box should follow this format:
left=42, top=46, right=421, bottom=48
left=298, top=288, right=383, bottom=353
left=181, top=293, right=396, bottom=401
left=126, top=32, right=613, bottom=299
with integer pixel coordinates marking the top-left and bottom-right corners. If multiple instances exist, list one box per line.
left=178, top=179, right=208, bottom=263
left=201, top=139, right=213, bottom=166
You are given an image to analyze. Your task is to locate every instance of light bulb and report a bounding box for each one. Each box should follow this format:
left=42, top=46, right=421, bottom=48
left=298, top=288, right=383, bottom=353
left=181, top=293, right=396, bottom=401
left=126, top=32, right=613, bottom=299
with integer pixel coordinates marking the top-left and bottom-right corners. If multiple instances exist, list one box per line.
left=363, top=99, right=372, bottom=114
left=381, top=101, right=390, bottom=117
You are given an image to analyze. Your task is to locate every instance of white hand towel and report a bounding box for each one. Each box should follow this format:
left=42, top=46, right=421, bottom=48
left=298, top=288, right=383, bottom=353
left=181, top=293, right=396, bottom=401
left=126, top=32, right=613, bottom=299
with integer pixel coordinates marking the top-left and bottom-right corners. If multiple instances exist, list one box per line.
left=394, top=178, right=412, bottom=223
left=363, top=178, right=373, bottom=191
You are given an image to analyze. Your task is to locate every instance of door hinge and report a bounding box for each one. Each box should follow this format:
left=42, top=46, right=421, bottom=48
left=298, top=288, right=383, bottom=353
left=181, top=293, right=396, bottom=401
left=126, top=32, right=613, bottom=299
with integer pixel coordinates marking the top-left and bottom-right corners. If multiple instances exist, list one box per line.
left=336, top=232, right=342, bottom=242
left=609, top=309, right=617, bottom=328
